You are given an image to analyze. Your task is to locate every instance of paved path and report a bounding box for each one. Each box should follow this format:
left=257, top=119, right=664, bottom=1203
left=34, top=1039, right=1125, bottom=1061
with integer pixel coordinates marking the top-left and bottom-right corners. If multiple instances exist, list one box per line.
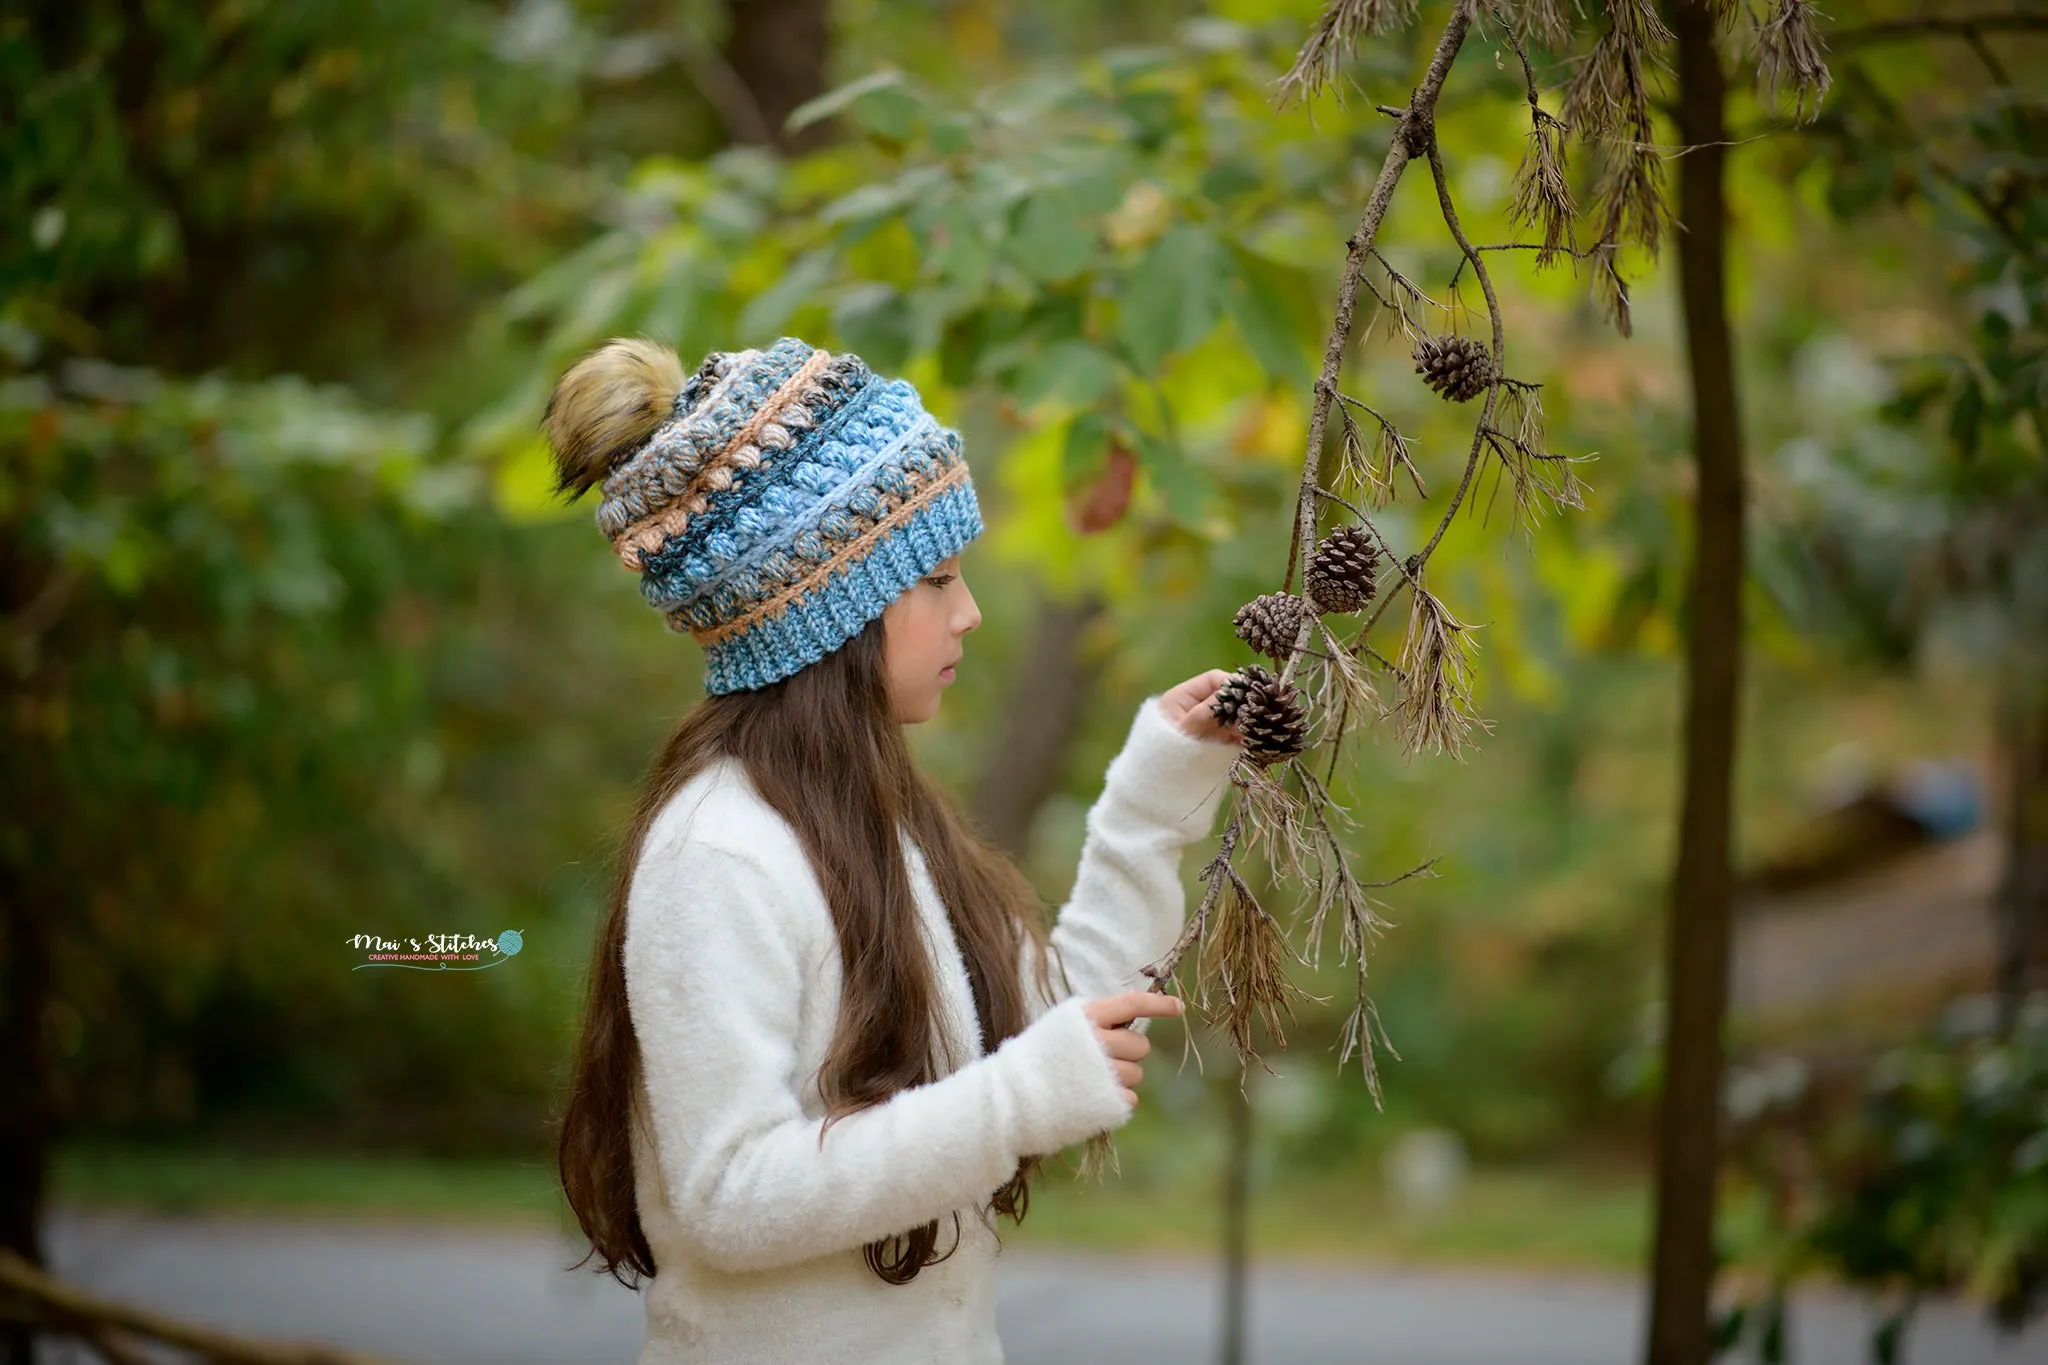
left=33, top=1212, right=2046, bottom=1365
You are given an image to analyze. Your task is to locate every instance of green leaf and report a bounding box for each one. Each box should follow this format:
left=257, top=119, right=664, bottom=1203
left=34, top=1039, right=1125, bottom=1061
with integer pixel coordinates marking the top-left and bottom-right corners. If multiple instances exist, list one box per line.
left=929, top=111, right=974, bottom=155
left=1948, top=377, right=1985, bottom=457
left=785, top=70, right=906, bottom=135
left=822, top=180, right=915, bottom=229
left=1226, top=246, right=1311, bottom=385
left=1115, top=88, right=1181, bottom=151
left=915, top=200, right=993, bottom=299
left=1007, top=191, right=1094, bottom=283
left=1009, top=340, right=1116, bottom=410
left=1062, top=411, right=1110, bottom=492
left=854, top=85, right=924, bottom=143
left=831, top=283, right=913, bottom=374
left=1130, top=424, right=1215, bottom=527
left=1064, top=167, right=1128, bottom=217
left=939, top=311, right=989, bottom=388
left=1200, top=160, right=1263, bottom=205
left=1120, top=226, right=1222, bottom=371
left=739, top=250, right=835, bottom=341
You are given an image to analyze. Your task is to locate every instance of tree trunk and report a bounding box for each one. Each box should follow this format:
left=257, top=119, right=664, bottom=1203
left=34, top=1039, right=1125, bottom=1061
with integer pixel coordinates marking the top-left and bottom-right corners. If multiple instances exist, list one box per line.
left=0, top=568, right=54, bottom=1365
left=1995, top=682, right=2048, bottom=1025
left=967, top=592, right=1107, bottom=860
left=1218, top=1064, right=1253, bottom=1365
left=0, top=880, right=52, bottom=1365
left=1645, top=7, right=1745, bottom=1365
left=722, top=0, right=833, bottom=153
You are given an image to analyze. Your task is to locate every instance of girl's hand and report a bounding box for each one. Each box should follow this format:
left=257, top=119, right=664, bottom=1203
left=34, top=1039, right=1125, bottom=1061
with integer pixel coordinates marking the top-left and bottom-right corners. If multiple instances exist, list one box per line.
left=1082, top=990, right=1186, bottom=1109
left=1156, top=669, right=1245, bottom=746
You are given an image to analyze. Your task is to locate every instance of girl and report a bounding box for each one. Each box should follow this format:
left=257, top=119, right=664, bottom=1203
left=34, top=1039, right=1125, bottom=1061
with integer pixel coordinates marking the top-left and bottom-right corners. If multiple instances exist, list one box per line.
left=546, top=335, right=1243, bottom=1364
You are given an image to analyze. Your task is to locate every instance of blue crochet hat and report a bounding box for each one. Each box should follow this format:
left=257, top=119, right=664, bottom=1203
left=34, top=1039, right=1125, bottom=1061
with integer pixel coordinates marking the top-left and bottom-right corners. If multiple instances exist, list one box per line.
left=543, top=336, right=982, bottom=694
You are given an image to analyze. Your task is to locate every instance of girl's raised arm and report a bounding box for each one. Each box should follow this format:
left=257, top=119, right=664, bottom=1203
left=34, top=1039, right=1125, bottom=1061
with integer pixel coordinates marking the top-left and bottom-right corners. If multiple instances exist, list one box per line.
left=1034, top=694, right=1242, bottom=1010
left=625, top=838, right=1132, bottom=1273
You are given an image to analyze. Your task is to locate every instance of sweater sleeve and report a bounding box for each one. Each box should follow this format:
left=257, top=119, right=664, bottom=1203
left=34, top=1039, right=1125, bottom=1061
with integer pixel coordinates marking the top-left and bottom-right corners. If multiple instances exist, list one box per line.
left=1034, top=694, right=1242, bottom=1011
left=625, top=837, right=1133, bottom=1273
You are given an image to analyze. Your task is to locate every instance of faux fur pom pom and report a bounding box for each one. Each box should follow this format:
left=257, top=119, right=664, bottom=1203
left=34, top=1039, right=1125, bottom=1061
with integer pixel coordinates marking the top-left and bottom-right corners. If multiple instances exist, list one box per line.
left=544, top=338, right=686, bottom=497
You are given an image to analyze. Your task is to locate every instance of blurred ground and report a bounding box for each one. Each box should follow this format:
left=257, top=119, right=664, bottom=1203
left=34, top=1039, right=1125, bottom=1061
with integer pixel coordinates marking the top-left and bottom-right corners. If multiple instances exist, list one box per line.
left=35, top=1211, right=2044, bottom=1365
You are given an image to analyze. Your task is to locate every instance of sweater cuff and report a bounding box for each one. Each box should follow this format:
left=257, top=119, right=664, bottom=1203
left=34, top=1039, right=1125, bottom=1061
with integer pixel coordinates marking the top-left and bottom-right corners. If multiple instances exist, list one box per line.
left=990, top=996, right=1133, bottom=1158
left=1099, top=694, right=1242, bottom=841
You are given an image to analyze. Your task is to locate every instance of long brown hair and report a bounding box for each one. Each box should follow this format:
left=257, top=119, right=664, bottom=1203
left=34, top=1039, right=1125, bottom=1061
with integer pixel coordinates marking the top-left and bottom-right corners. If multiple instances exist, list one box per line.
left=556, top=612, right=1056, bottom=1289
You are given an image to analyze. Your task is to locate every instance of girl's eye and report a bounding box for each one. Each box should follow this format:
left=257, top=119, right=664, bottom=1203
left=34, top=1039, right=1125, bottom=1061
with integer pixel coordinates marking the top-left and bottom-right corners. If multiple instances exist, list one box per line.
left=925, top=573, right=956, bottom=588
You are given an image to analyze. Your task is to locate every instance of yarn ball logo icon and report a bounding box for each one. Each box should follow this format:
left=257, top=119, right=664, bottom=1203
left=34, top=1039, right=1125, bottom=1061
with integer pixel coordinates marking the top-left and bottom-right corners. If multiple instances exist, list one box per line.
left=349, top=929, right=525, bottom=972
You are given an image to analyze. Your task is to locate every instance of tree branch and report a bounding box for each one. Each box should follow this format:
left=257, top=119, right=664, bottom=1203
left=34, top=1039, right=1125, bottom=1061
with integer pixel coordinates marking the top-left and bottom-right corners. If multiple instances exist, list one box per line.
left=1282, top=0, right=1477, bottom=605
left=1832, top=12, right=2048, bottom=47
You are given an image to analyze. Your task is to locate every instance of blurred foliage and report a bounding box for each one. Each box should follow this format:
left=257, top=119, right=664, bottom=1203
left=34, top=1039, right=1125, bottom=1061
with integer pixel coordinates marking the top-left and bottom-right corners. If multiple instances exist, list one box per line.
left=1757, top=30, right=2046, bottom=681
left=0, top=361, right=678, bottom=1150
left=3, top=0, right=2030, bottom=1203
left=1, top=0, right=722, bottom=1152
left=1719, top=998, right=2048, bottom=1362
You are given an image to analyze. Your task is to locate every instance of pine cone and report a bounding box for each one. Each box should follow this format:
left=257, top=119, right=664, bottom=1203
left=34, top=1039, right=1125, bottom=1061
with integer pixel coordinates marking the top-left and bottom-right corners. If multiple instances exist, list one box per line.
left=1208, top=664, right=1275, bottom=729
left=1306, top=525, right=1380, bottom=614
left=1232, top=592, right=1310, bottom=662
left=1412, top=334, right=1498, bottom=403
left=1238, top=673, right=1309, bottom=766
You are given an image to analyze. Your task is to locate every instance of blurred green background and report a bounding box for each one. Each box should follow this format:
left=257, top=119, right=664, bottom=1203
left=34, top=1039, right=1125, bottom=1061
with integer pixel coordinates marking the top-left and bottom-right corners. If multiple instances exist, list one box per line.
left=3, top=0, right=2041, bottom=1319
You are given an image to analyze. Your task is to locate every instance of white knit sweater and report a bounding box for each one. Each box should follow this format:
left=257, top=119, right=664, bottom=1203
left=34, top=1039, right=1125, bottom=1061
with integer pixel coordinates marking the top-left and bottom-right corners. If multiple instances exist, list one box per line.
left=621, top=694, right=1240, bottom=1364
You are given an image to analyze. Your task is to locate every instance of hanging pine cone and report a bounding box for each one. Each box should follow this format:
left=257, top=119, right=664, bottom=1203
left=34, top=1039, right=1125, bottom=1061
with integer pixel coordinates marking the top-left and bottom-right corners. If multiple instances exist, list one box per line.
left=1306, top=525, right=1380, bottom=614
left=1237, top=673, right=1309, bottom=766
left=1412, top=334, right=1498, bottom=403
left=1232, top=592, right=1310, bottom=662
left=1208, top=664, right=1275, bottom=729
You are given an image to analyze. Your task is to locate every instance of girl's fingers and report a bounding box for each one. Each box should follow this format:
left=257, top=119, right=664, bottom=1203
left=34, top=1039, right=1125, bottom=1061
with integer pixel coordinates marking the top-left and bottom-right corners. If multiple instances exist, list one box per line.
left=1113, top=1059, right=1143, bottom=1089
left=1083, top=989, right=1186, bottom=1030
left=1096, top=1027, right=1151, bottom=1062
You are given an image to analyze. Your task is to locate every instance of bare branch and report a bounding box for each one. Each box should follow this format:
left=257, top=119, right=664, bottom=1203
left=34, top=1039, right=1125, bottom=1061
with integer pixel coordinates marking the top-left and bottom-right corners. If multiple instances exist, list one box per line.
left=1500, top=0, right=1574, bottom=51
left=1831, top=11, right=2048, bottom=47
left=1143, top=812, right=1243, bottom=989
left=1282, top=3, right=1476, bottom=599
left=1414, top=131, right=1507, bottom=568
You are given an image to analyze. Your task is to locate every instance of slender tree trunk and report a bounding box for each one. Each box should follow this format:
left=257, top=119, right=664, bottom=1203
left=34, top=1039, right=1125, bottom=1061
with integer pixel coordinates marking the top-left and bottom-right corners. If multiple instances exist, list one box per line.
left=1645, top=7, right=1744, bottom=1365
left=967, top=593, right=1107, bottom=859
left=1218, top=1065, right=1253, bottom=1365
left=0, top=881, right=52, bottom=1365
left=0, top=563, right=54, bottom=1365
left=722, top=0, right=833, bottom=153
left=1995, top=682, right=2048, bottom=1026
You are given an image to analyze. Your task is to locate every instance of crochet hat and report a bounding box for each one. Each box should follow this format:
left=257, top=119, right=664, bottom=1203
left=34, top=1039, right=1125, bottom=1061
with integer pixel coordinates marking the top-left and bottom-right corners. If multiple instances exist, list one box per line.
left=543, top=336, right=983, bottom=694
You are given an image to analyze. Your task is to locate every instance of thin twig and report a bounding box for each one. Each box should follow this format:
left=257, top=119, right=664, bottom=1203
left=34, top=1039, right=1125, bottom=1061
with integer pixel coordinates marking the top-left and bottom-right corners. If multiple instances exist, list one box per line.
left=1282, top=1, right=1477, bottom=600
left=1414, top=131, right=1504, bottom=567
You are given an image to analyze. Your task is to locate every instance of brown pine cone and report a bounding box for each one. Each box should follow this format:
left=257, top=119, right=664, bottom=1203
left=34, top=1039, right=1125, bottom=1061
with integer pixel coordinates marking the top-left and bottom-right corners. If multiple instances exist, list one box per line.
left=1412, top=334, right=1498, bottom=403
left=1238, top=673, right=1309, bottom=766
left=1232, top=592, right=1310, bottom=662
left=1209, top=664, right=1274, bottom=729
left=1306, top=525, right=1380, bottom=614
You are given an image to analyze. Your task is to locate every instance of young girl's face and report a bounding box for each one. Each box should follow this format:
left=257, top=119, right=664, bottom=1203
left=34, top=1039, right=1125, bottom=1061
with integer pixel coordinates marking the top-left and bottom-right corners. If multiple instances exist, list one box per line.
left=881, top=552, right=980, bottom=724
